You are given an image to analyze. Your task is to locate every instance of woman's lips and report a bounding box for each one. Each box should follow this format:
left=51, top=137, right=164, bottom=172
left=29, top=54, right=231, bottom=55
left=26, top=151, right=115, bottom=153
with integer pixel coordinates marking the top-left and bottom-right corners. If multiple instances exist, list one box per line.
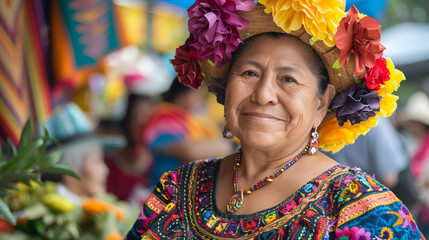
left=243, top=112, right=281, bottom=121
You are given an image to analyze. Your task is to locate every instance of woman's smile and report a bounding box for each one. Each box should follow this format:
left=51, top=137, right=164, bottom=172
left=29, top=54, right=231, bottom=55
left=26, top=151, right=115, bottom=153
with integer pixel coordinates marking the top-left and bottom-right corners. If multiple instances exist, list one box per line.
left=242, top=112, right=282, bottom=122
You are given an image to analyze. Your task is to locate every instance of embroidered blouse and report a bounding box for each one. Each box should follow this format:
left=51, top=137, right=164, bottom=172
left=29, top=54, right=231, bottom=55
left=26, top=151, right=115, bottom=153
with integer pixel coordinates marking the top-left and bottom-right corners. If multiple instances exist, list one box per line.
left=125, top=159, right=425, bottom=239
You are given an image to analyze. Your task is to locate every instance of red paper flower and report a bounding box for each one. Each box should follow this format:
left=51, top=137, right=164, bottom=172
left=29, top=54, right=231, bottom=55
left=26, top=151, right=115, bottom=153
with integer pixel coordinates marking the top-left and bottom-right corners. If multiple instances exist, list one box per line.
left=170, top=38, right=204, bottom=89
left=335, top=5, right=386, bottom=76
left=360, top=57, right=390, bottom=90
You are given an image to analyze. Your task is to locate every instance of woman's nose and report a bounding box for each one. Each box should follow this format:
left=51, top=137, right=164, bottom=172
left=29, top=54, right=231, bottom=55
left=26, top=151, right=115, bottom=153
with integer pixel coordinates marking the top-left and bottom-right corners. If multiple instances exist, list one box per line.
left=251, top=75, right=278, bottom=105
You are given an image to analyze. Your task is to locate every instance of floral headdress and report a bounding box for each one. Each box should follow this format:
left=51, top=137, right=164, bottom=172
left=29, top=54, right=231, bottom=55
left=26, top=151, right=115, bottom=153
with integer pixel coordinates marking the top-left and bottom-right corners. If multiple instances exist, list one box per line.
left=170, top=0, right=404, bottom=153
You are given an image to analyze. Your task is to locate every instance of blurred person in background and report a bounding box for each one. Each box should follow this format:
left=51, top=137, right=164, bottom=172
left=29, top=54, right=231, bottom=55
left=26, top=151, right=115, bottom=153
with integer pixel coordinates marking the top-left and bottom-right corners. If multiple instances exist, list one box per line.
left=43, top=103, right=109, bottom=205
left=142, top=77, right=233, bottom=184
left=398, top=91, right=429, bottom=235
left=104, top=93, right=155, bottom=207
left=325, top=117, right=419, bottom=211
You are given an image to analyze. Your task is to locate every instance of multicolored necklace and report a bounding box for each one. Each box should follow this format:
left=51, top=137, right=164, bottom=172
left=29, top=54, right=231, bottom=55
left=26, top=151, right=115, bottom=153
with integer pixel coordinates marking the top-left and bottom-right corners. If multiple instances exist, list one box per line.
left=226, top=144, right=310, bottom=213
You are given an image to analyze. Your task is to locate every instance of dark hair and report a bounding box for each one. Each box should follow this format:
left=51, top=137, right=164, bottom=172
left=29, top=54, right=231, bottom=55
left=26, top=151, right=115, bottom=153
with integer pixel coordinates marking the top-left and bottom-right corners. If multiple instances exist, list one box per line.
left=227, top=32, right=330, bottom=96
left=122, top=93, right=152, bottom=140
left=162, top=77, right=193, bottom=102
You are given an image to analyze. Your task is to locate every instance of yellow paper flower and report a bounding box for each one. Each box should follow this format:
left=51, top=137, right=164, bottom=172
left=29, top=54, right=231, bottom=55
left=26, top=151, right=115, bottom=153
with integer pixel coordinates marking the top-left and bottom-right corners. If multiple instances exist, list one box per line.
left=319, top=116, right=379, bottom=153
left=259, top=0, right=346, bottom=47
left=44, top=193, right=75, bottom=212
left=376, top=93, right=398, bottom=117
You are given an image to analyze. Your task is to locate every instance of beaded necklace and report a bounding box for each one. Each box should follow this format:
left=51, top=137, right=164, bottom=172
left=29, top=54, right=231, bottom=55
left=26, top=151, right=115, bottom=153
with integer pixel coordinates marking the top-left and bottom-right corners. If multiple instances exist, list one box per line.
left=226, top=144, right=310, bottom=213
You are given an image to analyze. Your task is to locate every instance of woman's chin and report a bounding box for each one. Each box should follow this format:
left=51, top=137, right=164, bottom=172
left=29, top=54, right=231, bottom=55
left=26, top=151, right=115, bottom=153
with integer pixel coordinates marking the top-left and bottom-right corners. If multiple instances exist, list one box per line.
left=239, top=132, right=284, bottom=150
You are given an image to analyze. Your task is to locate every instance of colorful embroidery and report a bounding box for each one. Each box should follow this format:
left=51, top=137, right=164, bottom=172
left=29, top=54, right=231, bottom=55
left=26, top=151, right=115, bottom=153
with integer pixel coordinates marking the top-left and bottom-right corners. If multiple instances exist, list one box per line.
left=125, top=160, right=425, bottom=240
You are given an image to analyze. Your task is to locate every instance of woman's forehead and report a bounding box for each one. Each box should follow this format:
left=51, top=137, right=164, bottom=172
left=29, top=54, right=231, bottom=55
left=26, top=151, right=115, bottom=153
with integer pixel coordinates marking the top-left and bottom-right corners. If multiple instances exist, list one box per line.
left=234, top=35, right=313, bottom=67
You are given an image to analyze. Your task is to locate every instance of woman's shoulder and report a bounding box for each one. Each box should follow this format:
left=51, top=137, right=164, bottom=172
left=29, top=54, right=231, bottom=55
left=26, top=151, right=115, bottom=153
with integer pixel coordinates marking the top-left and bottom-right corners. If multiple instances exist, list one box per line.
left=332, top=165, right=387, bottom=192
left=330, top=165, right=390, bottom=204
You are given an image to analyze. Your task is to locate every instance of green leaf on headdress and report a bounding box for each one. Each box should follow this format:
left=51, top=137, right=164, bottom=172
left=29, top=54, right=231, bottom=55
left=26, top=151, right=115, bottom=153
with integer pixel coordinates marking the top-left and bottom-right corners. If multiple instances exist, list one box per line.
left=332, top=58, right=340, bottom=69
left=309, top=39, right=315, bottom=45
left=201, top=72, right=206, bottom=77
left=354, top=78, right=361, bottom=84
left=207, top=60, right=215, bottom=67
left=197, top=60, right=202, bottom=66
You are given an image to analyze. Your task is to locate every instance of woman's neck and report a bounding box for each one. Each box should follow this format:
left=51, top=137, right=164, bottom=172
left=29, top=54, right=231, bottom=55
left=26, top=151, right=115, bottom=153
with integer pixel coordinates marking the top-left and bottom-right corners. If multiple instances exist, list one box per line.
left=238, top=141, right=309, bottom=182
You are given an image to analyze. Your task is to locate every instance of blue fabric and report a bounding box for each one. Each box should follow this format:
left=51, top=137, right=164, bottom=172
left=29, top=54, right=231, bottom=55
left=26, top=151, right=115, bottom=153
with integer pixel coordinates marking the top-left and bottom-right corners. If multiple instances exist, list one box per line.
left=149, top=133, right=185, bottom=184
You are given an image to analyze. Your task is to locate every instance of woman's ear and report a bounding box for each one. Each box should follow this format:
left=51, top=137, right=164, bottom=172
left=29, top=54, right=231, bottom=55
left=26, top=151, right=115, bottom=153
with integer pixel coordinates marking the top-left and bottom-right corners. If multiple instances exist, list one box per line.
left=315, top=84, right=336, bottom=125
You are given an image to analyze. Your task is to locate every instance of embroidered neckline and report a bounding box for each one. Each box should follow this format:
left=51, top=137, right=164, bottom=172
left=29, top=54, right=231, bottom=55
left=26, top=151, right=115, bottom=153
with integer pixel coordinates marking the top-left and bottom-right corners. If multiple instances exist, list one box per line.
left=189, top=159, right=349, bottom=238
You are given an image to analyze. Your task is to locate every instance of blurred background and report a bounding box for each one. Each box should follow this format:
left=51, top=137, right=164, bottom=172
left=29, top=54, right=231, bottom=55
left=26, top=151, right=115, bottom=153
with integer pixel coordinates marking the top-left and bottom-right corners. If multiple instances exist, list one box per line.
left=0, top=0, right=429, bottom=239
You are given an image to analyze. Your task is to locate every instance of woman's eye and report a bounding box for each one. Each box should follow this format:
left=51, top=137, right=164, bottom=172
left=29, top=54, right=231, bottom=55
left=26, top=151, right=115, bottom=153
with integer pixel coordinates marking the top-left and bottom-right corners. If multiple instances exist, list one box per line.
left=242, top=71, right=257, bottom=77
left=281, top=76, right=295, bottom=83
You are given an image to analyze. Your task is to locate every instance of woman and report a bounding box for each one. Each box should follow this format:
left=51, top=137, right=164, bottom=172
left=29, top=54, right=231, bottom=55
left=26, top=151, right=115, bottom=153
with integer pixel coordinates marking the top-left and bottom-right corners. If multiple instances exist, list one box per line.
left=105, top=93, right=154, bottom=205
left=125, top=1, right=424, bottom=239
left=43, top=103, right=109, bottom=205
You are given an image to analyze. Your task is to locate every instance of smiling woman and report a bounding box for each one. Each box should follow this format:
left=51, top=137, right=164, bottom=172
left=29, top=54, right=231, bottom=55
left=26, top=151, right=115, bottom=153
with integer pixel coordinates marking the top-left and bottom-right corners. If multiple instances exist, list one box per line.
left=124, top=1, right=424, bottom=239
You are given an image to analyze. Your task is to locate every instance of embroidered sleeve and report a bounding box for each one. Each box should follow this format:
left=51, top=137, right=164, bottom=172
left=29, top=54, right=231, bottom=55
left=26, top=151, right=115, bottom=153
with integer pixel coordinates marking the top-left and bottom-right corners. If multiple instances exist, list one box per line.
left=124, top=170, right=179, bottom=240
left=329, top=170, right=425, bottom=239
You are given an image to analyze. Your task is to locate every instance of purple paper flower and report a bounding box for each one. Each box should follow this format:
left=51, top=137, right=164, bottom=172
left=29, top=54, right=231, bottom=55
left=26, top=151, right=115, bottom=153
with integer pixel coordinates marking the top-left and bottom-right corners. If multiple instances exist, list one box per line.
left=187, top=0, right=256, bottom=68
left=330, top=82, right=381, bottom=126
left=208, top=78, right=226, bottom=104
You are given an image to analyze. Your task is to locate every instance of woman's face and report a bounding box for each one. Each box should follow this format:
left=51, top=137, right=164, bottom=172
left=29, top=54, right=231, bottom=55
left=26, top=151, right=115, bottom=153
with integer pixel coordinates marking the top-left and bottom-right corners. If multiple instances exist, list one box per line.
left=80, top=147, right=109, bottom=197
left=224, top=35, right=333, bottom=152
left=129, top=100, right=153, bottom=142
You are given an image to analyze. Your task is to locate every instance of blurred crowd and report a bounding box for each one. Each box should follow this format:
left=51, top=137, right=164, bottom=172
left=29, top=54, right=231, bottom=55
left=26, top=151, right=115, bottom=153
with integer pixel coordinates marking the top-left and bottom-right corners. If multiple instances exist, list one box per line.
left=44, top=76, right=235, bottom=210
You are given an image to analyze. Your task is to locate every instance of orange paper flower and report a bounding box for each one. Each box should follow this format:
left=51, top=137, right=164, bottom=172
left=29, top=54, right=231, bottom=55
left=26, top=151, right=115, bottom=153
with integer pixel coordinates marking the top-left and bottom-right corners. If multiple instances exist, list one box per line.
left=82, top=198, right=124, bottom=221
left=106, top=231, right=123, bottom=240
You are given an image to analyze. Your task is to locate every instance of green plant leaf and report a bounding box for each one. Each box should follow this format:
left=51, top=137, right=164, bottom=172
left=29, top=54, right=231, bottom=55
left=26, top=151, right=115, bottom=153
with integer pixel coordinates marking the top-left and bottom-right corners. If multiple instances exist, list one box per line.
left=3, top=138, right=17, bottom=158
left=18, top=120, right=32, bottom=151
left=42, top=163, right=80, bottom=180
left=22, top=155, right=41, bottom=171
left=0, top=172, right=40, bottom=184
left=39, top=150, right=62, bottom=168
left=43, top=128, right=51, bottom=141
left=0, top=139, right=43, bottom=173
left=37, top=144, right=46, bottom=157
left=34, top=218, right=46, bottom=236
left=0, top=198, right=16, bottom=225
left=0, top=188, right=9, bottom=197
left=0, top=182, right=18, bottom=192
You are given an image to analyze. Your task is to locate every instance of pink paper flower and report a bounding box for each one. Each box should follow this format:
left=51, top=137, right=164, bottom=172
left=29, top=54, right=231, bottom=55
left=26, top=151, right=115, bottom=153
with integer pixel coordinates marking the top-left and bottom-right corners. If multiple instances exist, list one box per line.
left=187, top=0, right=256, bottom=68
left=335, top=5, right=386, bottom=76
left=360, top=57, right=390, bottom=91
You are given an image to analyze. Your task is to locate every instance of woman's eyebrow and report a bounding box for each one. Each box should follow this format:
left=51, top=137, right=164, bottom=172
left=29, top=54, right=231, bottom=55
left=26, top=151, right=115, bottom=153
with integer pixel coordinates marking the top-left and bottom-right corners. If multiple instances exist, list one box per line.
left=276, top=66, right=305, bottom=76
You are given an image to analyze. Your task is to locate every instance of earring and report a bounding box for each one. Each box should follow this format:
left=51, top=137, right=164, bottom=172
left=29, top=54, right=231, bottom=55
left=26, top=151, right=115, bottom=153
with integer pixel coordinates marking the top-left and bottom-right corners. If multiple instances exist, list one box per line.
left=309, top=126, right=319, bottom=155
left=223, top=125, right=234, bottom=139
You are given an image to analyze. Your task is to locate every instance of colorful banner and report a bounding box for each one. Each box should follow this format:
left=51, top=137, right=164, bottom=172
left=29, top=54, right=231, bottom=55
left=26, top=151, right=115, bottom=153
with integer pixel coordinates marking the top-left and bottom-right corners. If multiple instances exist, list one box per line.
left=51, top=0, right=123, bottom=88
left=0, top=0, right=52, bottom=145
